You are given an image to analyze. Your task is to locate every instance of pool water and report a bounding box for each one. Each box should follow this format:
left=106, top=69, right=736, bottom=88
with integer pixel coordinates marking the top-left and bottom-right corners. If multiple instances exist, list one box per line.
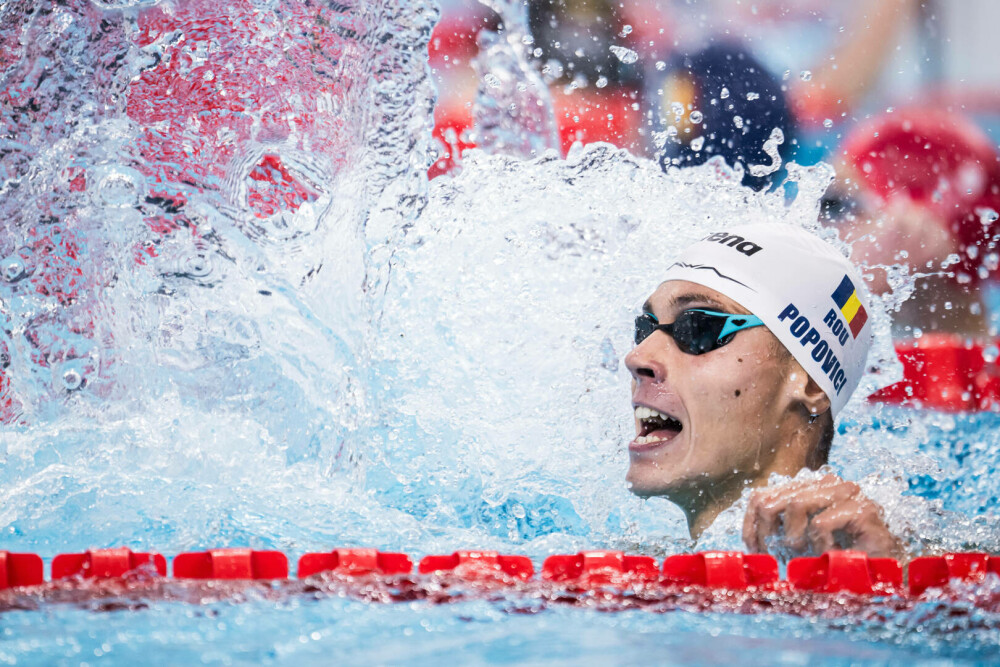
left=1, top=1, right=999, bottom=664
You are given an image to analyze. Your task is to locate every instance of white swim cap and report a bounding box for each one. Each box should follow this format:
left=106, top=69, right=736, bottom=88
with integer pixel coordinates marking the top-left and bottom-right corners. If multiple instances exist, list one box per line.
left=661, top=222, right=872, bottom=417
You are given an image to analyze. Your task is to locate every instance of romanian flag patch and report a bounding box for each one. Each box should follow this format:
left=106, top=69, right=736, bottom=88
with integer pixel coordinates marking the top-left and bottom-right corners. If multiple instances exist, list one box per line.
left=831, top=275, right=868, bottom=338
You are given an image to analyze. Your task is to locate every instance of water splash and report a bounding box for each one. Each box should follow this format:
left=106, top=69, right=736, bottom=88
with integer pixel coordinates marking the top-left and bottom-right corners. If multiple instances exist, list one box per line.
left=747, top=127, right=785, bottom=177
left=0, top=0, right=995, bottom=586
left=0, top=0, right=437, bottom=550
left=468, top=0, right=559, bottom=160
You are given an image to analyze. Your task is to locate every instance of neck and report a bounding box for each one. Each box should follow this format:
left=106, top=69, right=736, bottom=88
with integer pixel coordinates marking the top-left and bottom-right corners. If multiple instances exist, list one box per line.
left=677, top=416, right=822, bottom=540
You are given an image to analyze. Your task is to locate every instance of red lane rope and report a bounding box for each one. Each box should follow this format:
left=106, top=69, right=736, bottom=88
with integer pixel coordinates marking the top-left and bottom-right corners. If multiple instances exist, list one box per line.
left=2, top=548, right=998, bottom=600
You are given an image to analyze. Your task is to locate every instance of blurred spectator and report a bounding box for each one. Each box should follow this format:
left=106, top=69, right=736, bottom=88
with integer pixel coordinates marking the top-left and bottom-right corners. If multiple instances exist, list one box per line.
left=527, top=0, right=634, bottom=87
left=829, top=110, right=1000, bottom=335
left=527, top=0, right=644, bottom=153
left=790, top=0, right=918, bottom=128
left=643, top=43, right=795, bottom=190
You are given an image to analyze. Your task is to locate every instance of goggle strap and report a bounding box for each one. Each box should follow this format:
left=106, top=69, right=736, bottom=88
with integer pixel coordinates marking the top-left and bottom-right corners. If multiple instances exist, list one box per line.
left=715, top=312, right=764, bottom=339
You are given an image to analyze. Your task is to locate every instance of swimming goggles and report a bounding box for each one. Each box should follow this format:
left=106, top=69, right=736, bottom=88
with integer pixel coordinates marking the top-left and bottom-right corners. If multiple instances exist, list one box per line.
left=634, top=308, right=764, bottom=355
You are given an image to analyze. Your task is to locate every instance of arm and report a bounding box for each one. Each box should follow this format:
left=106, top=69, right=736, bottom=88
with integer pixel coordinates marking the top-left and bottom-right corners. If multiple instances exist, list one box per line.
left=790, top=0, right=919, bottom=122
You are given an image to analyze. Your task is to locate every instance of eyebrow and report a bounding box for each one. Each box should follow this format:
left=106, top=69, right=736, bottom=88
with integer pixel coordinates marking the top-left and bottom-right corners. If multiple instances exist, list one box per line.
left=642, top=293, right=732, bottom=315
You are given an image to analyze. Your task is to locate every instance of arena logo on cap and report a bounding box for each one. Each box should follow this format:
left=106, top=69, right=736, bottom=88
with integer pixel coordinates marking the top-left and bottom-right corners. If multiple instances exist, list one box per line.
left=830, top=275, right=868, bottom=339
left=702, top=231, right=763, bottom=257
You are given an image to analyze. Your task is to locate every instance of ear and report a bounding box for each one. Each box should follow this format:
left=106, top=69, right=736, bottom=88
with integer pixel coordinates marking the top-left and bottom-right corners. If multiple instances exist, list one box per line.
left=801, top=375, right=831, bottom=418
left=783, top=357, right=831, bottom=418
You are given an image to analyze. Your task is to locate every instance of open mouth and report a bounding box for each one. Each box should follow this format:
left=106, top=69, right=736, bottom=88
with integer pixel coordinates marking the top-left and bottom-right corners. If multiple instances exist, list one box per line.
left=632, top=405, right=683, bottom=446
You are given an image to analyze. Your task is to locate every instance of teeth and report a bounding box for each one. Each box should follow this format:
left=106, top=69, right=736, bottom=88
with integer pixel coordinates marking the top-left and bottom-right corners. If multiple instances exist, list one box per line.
left=633, top=406, right=675, bottom=422
left=634, top=435, right=669, bottom=445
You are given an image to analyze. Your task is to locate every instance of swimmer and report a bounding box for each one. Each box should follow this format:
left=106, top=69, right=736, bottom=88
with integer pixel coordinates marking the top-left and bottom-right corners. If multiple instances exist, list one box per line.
left=625, top=223, right=902, bottom=559
left=830, top=110, right=1000, bottom=337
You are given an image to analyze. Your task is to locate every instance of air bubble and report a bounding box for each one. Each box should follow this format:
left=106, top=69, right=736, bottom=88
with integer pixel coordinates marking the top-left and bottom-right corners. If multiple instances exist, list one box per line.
left=689, top=110, right=703, bottom=124
left=690, top=136, right=705, bottom=151
left=800, top=70, right=812, bottom=81
left=720, top=87, right=730, bottom=99
left=89, top=0, right=160, bottom=8
left=823, top=118, right=833, bottom=128
left=62, top=367, right=83, bottom=392
left=484, top=73, right=501, bottom=88
left=93, top=165, right=145, bottom=208
left=746, top=92, right=759, bottom=101
left=1, top=258, right=25, bottom=282
left=596, top=76, right=608, bottom=89
left=182, top=253, right=213, bottom=278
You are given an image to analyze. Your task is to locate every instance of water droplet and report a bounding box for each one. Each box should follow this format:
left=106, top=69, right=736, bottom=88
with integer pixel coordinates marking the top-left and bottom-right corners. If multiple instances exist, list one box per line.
left=733, top=116, right=744, bottom=129
left=596, top=76, right=608, bottom=89
left=690, top=136, right=705, bottom=151
left=609, top=45, right=638, bottom=65
left=670, top=101, right=685, bottom=118
left=800, top=70, right=812, bottom=81
left=654, top=60, right=666, bottom=71
left=823, top=118, right=833, bottom=128
left=984, top=345, right=999, bottom=363
left=600, top=336, right=617, bottom=371
left=941, top=253, right=961, bottom=269
left=620, top=24, right=633, bottom=37
left=977, top=207, right=999, bottom=224
left=720, top=87, right=730, bottom=99
left=746, top=92, right=759, bottom=101
left=484, top=73, right=501, bottom=88
left=689, top=110, right=703, bottom=124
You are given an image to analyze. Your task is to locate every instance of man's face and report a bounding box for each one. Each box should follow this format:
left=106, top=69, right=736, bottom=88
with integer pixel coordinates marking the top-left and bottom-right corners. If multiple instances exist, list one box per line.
left=624, top=280, right=800, bottom=503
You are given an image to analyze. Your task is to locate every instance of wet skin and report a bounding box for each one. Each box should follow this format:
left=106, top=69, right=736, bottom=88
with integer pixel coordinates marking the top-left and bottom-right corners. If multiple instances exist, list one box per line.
left=625, top=280, right=901, bottom=558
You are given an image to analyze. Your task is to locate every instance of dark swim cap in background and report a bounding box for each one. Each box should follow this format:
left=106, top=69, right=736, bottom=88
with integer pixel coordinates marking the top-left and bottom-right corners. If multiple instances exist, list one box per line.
left=646, top=43, right=796, bottom=191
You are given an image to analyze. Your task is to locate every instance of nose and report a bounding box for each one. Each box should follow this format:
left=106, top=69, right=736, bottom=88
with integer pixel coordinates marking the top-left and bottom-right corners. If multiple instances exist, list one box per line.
left=625, top=335, right=669, bottom=383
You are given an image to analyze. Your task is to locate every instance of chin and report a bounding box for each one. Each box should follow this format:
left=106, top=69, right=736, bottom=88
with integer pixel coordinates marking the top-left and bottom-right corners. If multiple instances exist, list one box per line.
left=626, top=463, right=680, bottom=499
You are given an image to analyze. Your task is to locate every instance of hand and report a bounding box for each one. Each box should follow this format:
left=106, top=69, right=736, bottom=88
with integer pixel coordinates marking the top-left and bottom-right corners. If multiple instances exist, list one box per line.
left=742, top=474, right=903, bottom=559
